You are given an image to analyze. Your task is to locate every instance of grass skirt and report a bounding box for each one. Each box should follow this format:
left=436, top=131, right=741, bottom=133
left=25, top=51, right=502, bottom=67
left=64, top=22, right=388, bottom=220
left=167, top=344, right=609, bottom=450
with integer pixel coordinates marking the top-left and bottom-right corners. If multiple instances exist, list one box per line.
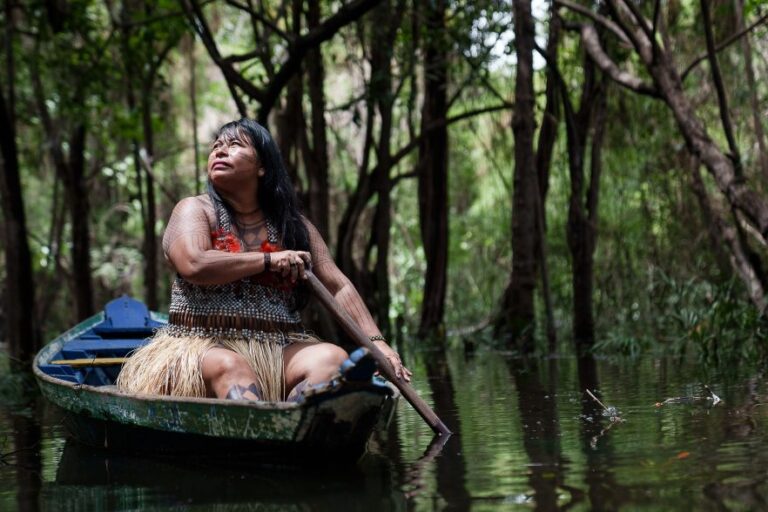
left=115, top=329, right=315, bottom=401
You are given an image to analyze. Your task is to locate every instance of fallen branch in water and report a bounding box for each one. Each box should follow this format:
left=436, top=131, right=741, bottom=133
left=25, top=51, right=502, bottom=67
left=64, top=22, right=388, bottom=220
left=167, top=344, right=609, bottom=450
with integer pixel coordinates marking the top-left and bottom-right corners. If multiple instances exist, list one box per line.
left=654, top=384, right=723, bottom=408
left=586, top=389, right=624, bottom=423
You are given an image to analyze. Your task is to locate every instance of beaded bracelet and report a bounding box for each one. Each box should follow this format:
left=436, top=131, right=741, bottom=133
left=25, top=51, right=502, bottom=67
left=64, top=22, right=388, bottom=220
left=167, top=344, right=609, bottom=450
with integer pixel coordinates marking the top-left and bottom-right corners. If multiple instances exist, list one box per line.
left=263, top=252, right=271, bottom=271
left=369, top=335, right=386, bottom=343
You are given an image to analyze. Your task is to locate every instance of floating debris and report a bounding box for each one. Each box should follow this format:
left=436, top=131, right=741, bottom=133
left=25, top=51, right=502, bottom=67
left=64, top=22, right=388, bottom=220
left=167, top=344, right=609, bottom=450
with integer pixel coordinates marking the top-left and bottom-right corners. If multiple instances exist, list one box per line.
left=586, top=389, right=624, bottom=423
left=654, top=384, right=723, bottom=408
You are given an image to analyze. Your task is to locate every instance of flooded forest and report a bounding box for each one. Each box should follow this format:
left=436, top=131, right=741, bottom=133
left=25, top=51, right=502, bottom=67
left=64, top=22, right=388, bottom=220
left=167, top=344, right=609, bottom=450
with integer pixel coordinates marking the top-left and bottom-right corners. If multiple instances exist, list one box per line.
left=2, top=0, right=768, bottom=510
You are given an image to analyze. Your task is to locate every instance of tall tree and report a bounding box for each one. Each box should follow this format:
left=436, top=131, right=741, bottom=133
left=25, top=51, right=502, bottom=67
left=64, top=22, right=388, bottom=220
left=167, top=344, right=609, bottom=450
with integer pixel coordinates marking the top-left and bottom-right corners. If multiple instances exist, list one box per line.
left=733, top=0, right=768, bottom=181
left=417, top=0, right=450, bottom=339
left=534, top=7, right=562, bottom=352
left=303, top=0, right=331, bottom=240
left=496, top=0, right=538, bottom=352
left=563, top=65, right=607, bottom=351
left=0, top=35, right=40, bottom=363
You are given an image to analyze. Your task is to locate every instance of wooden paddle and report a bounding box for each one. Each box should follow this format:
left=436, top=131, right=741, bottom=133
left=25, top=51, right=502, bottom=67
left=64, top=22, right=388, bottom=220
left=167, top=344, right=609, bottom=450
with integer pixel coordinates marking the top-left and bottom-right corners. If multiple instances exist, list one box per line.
left=51, top=357, right=127, bottom=367
left=305, top=270, right=451, bottom=436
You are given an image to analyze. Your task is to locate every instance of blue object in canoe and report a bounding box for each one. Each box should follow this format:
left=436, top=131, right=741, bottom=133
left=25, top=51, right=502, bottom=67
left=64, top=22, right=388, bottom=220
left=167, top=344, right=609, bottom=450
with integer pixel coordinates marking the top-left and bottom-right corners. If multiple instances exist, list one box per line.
left=33, top=296, right=399, bottom=460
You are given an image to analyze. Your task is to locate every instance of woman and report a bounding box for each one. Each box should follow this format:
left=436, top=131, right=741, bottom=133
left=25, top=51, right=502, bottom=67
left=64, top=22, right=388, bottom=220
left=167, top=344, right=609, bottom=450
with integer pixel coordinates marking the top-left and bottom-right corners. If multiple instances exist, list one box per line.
left=117, top=118, right=410, bottom=402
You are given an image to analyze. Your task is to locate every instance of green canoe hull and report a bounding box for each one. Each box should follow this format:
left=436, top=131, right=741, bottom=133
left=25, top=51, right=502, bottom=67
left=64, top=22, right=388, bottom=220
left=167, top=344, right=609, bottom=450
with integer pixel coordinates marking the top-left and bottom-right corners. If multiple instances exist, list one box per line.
left=34, top=311, right=398, bottom=460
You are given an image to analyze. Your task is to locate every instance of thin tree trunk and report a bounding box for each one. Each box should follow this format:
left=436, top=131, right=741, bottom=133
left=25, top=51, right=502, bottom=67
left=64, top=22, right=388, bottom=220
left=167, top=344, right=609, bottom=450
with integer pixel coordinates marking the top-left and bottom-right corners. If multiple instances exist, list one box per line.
left=303, top=0, right=330, bottom=240
left=0, top=84, right=40, bottom=363
left=534, top=8, right=562, bottom=352
left=571, top=85, right=606, bottom=351
left=274, top=2, right=303, bottom=186
left=558, top=42, right=603, bottom=352
left=734, top=0, right=768, bottom=181
left=368, top=0, right=399, bottom=331
left=189, top=33, right=202, bottom=195
left=417, top=0, right=449, bottom=340
left=141, top=83, right=159, bottom=311
left=701, top=0, right=741, bottom=174
left=67, top=124, right=94, bottom=320
left=496, top=0, right=538, bottom=352
left=38, top=175, right=67, bottom=324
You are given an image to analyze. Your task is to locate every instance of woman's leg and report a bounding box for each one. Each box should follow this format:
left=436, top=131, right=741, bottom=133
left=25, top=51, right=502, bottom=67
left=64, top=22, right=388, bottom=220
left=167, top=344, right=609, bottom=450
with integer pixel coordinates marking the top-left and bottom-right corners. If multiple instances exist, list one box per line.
left=283, top=342, right=348, bottom=398
left=202, top=347, right=262, bottom=399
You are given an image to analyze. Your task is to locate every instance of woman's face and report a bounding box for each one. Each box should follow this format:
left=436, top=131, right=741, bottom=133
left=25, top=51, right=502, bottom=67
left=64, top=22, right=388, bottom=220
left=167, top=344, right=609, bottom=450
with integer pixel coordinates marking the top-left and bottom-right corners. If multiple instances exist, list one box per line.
left=207, top=130, right=264, bottom=190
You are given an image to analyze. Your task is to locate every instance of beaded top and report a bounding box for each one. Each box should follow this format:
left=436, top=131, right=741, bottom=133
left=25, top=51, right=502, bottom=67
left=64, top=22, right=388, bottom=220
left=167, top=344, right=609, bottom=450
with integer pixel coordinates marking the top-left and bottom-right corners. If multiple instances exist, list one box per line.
left=166, top=197, right=302, bottom=341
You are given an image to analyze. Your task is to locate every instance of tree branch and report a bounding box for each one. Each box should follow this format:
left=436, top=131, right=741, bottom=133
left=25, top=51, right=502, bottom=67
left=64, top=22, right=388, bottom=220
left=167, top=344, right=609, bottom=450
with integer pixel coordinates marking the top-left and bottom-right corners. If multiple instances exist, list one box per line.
left=682, top=9, right=768, bottom=81
left=578, top=24, right=659, bottom=98
left=701, top=0, right=741, bottom=171
left=604, top=0, right=653, bottom=61
left=554, top=0, right=630, bottom=45
left=223, top=0, right=289, bottom=40
left=258, top=0, right=383, bottom=121
left=183, top=0, right=258, bottom=115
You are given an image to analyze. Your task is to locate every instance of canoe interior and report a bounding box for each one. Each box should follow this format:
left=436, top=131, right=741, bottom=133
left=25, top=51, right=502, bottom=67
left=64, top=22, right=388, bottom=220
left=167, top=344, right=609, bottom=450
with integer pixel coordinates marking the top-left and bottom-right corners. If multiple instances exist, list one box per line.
left=37, top=295, right=165, bottom=386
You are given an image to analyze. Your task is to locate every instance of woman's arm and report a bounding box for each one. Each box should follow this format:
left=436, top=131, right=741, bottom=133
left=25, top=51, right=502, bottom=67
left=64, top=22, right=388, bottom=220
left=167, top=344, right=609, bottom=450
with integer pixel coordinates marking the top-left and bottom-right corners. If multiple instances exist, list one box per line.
left=305, top=219, right=412, bottom=381
left=164, top=197, right=309, bottom=285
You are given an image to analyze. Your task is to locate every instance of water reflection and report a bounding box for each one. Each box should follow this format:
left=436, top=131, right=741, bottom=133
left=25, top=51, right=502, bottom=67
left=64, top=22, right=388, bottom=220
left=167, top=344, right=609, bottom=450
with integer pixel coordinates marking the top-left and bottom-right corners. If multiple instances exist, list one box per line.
left=7, top=353, right=768, bottom=510
left=509, top=359, right=571, bottom=510
left=50, top=440, right=404, bottom=511
left=8, top=395, right=42, bottom=512
left=577, top=354, right=626, bottom=511
left=424, top=350, right=470, bottom=511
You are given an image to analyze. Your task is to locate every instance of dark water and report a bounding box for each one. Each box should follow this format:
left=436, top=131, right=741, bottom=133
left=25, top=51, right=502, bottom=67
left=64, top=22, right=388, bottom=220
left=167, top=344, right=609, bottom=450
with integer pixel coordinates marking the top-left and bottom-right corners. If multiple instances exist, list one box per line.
left=2, top=350, right=768, bottom=511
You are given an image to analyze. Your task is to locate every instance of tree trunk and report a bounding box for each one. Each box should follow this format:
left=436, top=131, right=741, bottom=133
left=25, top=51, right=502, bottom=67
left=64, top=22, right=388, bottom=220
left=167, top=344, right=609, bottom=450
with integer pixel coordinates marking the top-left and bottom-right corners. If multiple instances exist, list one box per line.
left=534, top=8, right=562, bottom=352
left=734, top=0, right=768, bottom=181
left=417, top=0, right=449, bottom=340
left=496, top=0, right=538, bottom=352
left=303, top=0, right=331, bottom=240
left=368, top=1, right=399, bottom=331
left=573, top=91, right=606, bottom=351
left=274, top=0, right=304, bottom=186
left=561, top=49, right=606, bottom=351
left=141, top=84, right=159, bottom=311
left=690, top=165, right=767, bottom=311
left=0, top=85, right=40, bottom=363
left=67, top=124, right=94, bottom=320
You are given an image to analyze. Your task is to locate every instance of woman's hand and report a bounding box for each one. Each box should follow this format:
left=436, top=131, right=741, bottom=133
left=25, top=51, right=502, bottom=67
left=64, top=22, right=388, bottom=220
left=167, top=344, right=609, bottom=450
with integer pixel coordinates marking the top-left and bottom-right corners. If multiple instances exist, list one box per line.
left=372, top=340, right=412, bottom=382
left=269, top=250, right=312, bottom=282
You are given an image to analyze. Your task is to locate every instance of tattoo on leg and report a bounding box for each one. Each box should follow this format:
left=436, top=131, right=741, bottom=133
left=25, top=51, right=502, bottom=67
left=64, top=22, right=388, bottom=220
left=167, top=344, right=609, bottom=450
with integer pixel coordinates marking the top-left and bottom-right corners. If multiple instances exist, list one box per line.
left=225, top=383, right=262, bottom=400
left=286, top=379, right=309, bottom=402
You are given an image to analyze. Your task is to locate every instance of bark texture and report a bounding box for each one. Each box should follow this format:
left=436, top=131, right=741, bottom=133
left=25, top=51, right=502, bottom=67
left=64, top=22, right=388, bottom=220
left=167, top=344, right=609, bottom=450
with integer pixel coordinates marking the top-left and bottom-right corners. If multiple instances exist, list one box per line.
left=0, top=83, right=40, bottom=362
left=417, top=0, right=449, bottom=339
left=496, top=0, right=537, bottom=352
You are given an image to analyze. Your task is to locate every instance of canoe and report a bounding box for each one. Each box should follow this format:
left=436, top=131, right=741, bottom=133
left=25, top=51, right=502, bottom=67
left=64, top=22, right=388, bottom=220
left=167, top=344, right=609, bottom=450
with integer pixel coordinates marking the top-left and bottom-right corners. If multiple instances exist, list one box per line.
left=33, top=296, right=399, bottom=461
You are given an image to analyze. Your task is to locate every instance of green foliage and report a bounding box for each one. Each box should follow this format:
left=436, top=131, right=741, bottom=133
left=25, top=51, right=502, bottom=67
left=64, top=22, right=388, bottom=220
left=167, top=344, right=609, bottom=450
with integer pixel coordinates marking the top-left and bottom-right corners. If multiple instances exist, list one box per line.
left=2, top=0, right=768, bottom=365
left=591, top=268, right=768, bottom=364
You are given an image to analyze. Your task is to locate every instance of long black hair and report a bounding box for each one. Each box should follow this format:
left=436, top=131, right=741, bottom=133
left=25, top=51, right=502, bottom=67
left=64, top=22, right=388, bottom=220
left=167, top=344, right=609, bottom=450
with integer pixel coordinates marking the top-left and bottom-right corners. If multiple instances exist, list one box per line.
left=209, top=119, right=310, bottom=310
left=208, top=118, right=309, bottom=253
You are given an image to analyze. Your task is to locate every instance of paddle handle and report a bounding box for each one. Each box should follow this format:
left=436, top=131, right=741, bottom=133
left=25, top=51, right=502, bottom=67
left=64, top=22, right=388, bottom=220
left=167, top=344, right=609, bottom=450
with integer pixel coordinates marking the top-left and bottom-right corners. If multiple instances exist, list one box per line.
left=306, top=271, right=451, bottom=436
